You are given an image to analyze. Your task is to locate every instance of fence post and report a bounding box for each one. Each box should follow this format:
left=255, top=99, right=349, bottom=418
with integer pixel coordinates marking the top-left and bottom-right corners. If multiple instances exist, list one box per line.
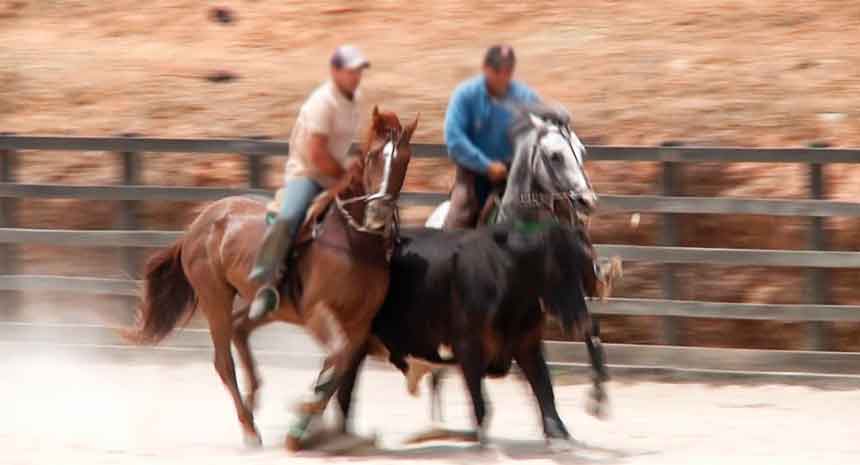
left=0, top=133, right=20, bottom=317
left=660, top=141, right=684, bottom=345
left=806, top=142, right=830, bottom=350
left=116, top=133, right=142, bottom=280
left=245, top=135, right=271, bottom=189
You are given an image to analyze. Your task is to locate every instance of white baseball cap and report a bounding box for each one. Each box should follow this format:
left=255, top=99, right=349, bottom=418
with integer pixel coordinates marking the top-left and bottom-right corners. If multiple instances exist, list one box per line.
left=330, top=45, right=371, bottom=70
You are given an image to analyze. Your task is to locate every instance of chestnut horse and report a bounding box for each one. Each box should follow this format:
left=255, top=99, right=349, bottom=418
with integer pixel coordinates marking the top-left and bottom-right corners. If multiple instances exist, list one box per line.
left=126, top=107, right=418, bottom=449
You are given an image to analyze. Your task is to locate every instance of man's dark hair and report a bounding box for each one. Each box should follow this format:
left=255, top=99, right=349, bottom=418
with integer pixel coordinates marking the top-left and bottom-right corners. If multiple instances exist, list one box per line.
left=483, top=44, right=516, bottom=70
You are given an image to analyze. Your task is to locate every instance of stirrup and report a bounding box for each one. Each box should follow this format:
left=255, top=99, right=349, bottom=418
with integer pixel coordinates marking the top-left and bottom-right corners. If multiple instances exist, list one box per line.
left=249, top=285, right=280, bottom=320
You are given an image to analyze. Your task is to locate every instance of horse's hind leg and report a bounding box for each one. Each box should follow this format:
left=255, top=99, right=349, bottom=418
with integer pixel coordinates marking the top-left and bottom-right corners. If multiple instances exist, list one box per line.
left=203, top=297, right=262, bottom=448
left=232, top=312, right=264, bottom=413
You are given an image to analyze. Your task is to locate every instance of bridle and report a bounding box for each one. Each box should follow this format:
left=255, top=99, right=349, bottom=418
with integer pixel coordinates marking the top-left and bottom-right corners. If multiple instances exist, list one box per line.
left=333, top=128, right=401, bottom=238
left=517, top=118, right=595, bottom=218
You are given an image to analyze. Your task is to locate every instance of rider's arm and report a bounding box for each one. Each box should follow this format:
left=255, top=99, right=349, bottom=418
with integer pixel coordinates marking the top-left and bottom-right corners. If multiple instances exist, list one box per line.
left=304, top=95, right=346, bottom=179
left=308, top=133, right=346, bottom=179
left=444, top=85, right=493, bottom=174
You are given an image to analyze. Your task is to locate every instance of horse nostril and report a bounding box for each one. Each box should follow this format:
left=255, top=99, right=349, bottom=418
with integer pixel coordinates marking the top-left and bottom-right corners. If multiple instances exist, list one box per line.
left=580, top=193, right=598, bottom=211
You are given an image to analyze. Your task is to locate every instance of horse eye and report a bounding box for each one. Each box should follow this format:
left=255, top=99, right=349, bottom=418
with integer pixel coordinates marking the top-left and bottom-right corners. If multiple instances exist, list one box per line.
left=550, top=151, right=564, bottom=162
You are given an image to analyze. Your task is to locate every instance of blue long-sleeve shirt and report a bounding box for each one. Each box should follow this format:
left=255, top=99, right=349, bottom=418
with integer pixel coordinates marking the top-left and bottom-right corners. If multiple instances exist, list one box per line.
left=443, top=75, right=539, bottom=174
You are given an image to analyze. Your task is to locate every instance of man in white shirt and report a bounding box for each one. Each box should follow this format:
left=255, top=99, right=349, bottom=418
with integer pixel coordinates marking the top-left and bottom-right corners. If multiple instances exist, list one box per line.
left=248, top=45, right=370, bottom=319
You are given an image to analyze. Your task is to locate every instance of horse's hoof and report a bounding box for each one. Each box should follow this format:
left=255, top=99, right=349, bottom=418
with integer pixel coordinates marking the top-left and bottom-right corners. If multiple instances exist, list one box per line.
left=548, top=436, right=582, bottom=453
left=547, top=437, right=575, bottom=453
left=316, top=431, right=378, bottom=454
left=476, top=428, right=489, bottom=449
left=243, top=431, right=263, bottom=449
left=403, top=427, right=478, bottom=445
left=587, top=396, right=610, bottom=420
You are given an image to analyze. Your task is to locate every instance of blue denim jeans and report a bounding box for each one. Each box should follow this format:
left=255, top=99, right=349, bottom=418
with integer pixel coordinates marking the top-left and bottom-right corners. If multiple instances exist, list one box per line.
left=268, top=177, right=324, bottom=238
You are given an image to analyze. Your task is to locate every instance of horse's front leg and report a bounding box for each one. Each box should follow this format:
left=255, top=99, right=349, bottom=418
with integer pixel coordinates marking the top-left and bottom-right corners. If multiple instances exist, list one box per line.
left=513, top=327, right=572, bottom=448
left=455, top=340, right=490, bottom=447
left=285, top=305, right=371, bottom=451
left=333, top=345, right=368, bottom=434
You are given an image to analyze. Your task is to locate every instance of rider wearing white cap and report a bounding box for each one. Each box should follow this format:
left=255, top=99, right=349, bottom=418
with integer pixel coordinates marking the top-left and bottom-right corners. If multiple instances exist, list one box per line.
left=247, top=45, right=370, bottom=319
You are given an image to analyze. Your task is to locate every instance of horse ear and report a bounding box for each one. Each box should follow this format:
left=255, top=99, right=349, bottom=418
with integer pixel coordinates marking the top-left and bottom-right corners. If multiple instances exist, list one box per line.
left=400, top=113, right=420, bottom=145
left=528, top=113, right=544, bottom=129
left=371, top=105, right=381, bottom=129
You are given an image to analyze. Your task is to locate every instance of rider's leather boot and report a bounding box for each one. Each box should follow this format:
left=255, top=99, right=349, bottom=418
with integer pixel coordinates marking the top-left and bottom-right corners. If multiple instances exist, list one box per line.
left=248, top=218, right=293, bottom=320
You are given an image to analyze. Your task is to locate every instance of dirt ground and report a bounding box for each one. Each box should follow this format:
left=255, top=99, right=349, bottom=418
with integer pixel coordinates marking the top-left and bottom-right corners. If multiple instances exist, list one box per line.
left=1, top=1, right=860, bottom=349
left=3, top=340, right=859, bottom=465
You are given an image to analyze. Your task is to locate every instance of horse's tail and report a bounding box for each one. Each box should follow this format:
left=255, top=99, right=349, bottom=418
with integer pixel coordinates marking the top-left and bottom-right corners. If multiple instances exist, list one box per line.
left=124, top=240, right=197, bottom=345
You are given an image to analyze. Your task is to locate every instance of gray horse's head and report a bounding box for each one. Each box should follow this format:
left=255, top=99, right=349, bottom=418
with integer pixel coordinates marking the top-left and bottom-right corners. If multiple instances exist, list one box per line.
left=504, top=103, right=596, bottom=216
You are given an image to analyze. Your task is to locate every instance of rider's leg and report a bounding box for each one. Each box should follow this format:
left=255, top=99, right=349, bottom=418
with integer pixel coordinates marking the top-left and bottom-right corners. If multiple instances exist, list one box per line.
left=443, top=166, right=480, bottom=229
left=248, top=177, right=323, bottom=319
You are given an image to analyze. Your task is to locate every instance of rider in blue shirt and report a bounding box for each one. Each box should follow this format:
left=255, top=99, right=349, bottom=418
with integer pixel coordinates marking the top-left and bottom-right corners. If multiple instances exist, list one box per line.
left=443, top=45, right=540, bottom=228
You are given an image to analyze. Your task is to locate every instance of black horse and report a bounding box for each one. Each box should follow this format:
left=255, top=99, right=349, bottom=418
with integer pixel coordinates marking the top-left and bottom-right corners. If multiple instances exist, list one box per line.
left=331, top=220, right=608, bottom=447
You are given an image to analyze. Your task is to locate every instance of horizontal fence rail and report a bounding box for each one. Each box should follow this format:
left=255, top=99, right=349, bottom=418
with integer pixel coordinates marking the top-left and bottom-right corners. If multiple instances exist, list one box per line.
left=1, top=134, right=860, bottom=377
left=5, top=182, right=860, bottom=216
left=6, top=135, right=860, bottom=162
left=3, top=322, right=859, bottom=378
left=2, top=227, right=859, bottom=268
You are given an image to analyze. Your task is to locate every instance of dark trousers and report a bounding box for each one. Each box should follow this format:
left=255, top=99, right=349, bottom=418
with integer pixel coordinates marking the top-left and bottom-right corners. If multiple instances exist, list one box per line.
left=443, top=166, right=493, bottom=229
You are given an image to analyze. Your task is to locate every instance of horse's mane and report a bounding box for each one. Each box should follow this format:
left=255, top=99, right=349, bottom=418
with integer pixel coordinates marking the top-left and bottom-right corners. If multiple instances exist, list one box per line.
left=508, top=101, right=572, bottom=141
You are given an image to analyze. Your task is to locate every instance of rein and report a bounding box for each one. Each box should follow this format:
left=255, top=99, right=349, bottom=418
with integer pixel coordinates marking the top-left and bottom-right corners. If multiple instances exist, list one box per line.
left=333, top=194, right=396, bottom=237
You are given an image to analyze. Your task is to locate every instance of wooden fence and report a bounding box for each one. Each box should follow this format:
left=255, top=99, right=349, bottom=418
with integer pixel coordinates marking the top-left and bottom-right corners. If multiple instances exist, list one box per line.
left=2, top=134, right=860, bottom=378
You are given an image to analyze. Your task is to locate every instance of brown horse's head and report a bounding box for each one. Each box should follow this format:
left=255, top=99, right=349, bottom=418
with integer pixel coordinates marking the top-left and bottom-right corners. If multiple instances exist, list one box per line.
left=351, top=106, right=418, bottom=231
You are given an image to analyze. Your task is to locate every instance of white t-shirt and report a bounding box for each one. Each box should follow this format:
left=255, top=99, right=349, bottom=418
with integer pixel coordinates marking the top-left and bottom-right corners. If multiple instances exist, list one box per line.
left=284, top=80, right=361, bottom=187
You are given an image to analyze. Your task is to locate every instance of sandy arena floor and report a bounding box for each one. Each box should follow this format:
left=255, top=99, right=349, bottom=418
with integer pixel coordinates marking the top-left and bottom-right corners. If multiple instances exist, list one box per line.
left=2, top=337, right=858, bottom=465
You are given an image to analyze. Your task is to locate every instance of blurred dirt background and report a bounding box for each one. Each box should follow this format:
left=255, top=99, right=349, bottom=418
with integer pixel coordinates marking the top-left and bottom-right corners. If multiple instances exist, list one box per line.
left=1, top=0, right=859, bottom=350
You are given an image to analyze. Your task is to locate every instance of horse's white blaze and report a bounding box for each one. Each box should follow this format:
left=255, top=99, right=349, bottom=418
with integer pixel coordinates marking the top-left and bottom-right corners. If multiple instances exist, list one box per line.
left=425, top=201, right=450, bottom=229
left=384, top=140, right=397, bottom=159
left=373, top=141, right=396, bottom=199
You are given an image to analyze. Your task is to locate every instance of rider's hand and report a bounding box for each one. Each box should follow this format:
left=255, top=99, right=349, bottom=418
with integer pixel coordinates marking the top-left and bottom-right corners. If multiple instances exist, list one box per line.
left=487, top=162, right=508, bottom=184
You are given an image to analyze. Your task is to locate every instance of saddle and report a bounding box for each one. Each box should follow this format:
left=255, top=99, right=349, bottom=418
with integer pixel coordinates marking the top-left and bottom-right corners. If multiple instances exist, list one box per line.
left=266, top=187, right=334, bottom=245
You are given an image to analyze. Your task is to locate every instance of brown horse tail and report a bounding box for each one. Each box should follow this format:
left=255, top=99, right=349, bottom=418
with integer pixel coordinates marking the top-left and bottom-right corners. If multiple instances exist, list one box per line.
left=124, top=240, right=197, bottom=345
